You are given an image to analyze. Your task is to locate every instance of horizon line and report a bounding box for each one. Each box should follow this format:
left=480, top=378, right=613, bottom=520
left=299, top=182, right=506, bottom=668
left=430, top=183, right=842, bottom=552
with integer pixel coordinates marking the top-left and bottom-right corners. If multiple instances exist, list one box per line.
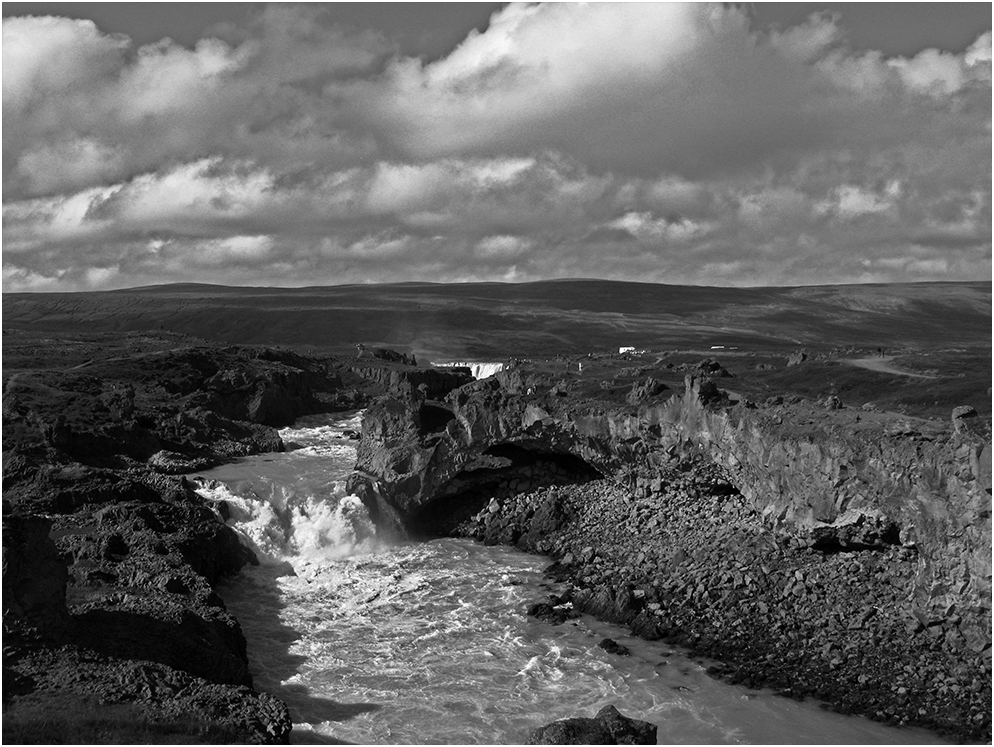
left=4, top=277, right=991, bottom=295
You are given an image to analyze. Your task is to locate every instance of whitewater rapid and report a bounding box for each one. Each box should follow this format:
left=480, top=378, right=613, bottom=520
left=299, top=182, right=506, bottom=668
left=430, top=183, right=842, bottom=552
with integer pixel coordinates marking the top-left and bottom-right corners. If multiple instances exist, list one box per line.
left=196, top=413, right=947, bottom=745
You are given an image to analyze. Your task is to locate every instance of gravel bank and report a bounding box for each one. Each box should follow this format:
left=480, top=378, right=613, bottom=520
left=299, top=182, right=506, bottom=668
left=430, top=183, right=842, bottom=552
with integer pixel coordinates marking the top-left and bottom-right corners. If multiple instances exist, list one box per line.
left=452, top=459, right=992, bottom=742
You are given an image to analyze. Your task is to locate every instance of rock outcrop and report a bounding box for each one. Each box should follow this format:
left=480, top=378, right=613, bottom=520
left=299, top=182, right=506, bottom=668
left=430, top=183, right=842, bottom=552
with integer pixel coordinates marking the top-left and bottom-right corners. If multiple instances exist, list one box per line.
left=527, top=705, right=657, bottom=745
left=1, top=337, right=416, bottom=743
left=2, top=514, right=73, bottom=645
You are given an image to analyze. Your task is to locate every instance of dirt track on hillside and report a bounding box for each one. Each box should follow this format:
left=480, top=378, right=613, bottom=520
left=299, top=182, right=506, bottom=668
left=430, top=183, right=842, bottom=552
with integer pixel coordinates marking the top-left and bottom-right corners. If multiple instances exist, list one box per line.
left=844, top=356, right=937, bottom=379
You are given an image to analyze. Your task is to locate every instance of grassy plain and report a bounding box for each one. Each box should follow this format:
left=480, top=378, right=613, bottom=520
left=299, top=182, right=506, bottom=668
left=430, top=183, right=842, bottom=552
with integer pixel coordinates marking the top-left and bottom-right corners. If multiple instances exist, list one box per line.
left=3, top=280, right=990, bottom=418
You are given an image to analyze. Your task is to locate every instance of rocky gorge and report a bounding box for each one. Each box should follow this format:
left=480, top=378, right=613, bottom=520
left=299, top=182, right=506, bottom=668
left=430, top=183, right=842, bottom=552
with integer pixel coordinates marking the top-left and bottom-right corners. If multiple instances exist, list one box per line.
left=2, top=324, right=991, bottom=743
left=348, top=362, right=992, bottom=741
left=2, top=332, right=469, bottom=743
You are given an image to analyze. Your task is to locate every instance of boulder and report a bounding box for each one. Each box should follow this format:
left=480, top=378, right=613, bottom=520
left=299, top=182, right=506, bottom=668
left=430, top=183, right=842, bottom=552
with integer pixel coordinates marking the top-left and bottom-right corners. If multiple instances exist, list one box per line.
left=823, top=395, right=844, bottom=411
left=787, top=350, right=808, bottom=366
left=148, top=450, right=210, bottom=474
left=952, top=405, right=979, bottom=433
left=527, top=705, right=657, bottom=745
left=526, top=601, right=575, bottom=625
left=627, top=378, right=668, bottom=405
left=684, top=374, right=727, bottom=406
left=694, top=358, right=733, bottom=378
left=597, top=638, right=631, bottom=656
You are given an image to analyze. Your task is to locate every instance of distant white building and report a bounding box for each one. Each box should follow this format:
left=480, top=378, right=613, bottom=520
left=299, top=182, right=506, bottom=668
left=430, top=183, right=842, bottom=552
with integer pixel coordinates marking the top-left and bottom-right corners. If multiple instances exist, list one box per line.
left=619, top=346, right=636, bottom=354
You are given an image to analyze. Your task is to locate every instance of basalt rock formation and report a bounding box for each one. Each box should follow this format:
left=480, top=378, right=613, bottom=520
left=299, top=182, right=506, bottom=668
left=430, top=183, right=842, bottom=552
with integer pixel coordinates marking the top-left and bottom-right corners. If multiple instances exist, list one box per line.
left=350, top=361, right=992, bottom=740
left=527, top=704, right=657, bottom=745
left=3, top=336, right=455, bottom=743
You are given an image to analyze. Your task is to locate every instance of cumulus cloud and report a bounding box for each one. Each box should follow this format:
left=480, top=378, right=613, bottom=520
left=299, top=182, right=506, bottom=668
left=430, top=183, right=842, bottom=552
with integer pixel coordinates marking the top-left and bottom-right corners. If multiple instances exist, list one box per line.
left=2, top=3, right=990, bottom=291
left=2, top=8, right=387, bottom=199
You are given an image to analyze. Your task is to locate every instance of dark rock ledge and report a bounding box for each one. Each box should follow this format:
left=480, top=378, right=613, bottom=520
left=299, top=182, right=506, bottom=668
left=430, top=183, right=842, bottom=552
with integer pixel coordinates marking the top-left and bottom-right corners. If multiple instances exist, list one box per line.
left=3, top=337, right=467, bottom=744
left=349, top=364, right=992, bottom=742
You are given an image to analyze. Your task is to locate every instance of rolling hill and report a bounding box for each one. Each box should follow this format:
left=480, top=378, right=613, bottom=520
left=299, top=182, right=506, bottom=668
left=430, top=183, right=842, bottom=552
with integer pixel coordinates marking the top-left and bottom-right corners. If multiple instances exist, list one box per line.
left=3, top=280, right=989, bottom=362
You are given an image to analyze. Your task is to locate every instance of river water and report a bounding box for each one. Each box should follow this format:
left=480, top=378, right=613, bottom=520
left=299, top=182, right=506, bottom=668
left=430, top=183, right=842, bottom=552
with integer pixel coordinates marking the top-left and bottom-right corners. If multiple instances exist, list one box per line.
left=200, top=413, right=946, bottom=745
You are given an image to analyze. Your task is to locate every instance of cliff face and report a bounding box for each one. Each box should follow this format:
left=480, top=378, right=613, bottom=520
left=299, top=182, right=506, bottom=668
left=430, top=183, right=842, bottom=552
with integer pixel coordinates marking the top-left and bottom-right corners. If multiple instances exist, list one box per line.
left=2, top=335, right=472, bottom=743
left=350, top=369, right=992, bottom=738
left=660, top=393, right=991, bottom=627
left=2, top=515, right=73, bottom=645
left=2, top=340, right=420, bottom=744
left=353, top=374, right=991, bottom=620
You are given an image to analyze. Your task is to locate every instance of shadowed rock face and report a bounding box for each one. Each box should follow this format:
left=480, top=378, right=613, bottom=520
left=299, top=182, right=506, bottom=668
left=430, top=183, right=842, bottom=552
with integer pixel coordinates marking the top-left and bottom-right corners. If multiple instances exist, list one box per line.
left=2, top=338, right=437, bottom=743
left=2, top=515, right=73, bottom=645
left=352, top=370, right=991, bottom=620
left=2, top=345, right=364, bottom=481
left=1, top=332, right=474, bottom=743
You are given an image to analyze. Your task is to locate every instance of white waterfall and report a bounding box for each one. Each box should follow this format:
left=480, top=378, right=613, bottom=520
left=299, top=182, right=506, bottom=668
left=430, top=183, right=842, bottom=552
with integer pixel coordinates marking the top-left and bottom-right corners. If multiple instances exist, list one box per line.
left=434, top=361, right=506, bottom=379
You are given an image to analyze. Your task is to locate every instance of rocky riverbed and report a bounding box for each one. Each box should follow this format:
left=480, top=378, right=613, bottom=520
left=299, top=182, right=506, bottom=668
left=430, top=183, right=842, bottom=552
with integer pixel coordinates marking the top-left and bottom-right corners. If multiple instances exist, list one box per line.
left=452, top=467, right=989, bottom=738
left=350, top=360, right=992, bottom=742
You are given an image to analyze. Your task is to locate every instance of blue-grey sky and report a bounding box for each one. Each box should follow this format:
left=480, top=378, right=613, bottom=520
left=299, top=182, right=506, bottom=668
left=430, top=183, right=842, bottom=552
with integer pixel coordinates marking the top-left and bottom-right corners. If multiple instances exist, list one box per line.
left=3, top=3, right=991, bottom=290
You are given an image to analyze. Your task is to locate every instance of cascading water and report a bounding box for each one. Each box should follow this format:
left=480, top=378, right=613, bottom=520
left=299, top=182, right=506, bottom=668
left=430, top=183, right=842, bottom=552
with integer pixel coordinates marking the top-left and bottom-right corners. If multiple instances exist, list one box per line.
left=198, top=412, right=948, bottom=745
left=433, top=361, right=506, bottom=379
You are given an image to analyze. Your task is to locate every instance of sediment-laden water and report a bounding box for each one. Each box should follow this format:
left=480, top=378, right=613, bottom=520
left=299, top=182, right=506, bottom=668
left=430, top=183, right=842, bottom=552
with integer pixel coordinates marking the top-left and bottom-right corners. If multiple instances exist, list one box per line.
left=201, top=413, right=946, bottom=745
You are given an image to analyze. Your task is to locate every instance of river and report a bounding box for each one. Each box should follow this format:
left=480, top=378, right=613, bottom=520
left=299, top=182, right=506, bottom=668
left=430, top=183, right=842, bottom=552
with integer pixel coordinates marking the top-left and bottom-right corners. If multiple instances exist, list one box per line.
left=199, top=413, right=946, bottom=745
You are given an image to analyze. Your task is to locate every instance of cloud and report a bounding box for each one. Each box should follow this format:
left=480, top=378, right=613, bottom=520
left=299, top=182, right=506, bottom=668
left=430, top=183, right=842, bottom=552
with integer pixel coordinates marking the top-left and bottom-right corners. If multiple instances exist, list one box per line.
left=606, top=212, right=707, bottom=243
left=356, top=5, right=990, bottom=180
left=823, top=182, right=901, bottom=219
left=2, top=9, right=388, bottom=200
left=2, top=16, right=128, bottom=115
left=2, top=4, right=990, bottom=291
left=476, top=234, right=533, bottom=259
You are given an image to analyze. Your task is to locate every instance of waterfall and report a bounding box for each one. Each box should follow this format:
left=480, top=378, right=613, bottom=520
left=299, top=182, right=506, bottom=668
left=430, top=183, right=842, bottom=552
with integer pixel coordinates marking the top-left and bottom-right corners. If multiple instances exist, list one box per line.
left=434, top=361, right=506, bottom=379
left=189, top=412, right=381, bottom=567
left=193, top=478, right=380, bottom=564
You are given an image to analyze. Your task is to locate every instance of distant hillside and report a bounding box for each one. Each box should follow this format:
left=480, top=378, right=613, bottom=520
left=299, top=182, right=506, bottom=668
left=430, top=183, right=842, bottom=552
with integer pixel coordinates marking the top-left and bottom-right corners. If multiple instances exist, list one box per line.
left=3, top=280, right=990, bottom=360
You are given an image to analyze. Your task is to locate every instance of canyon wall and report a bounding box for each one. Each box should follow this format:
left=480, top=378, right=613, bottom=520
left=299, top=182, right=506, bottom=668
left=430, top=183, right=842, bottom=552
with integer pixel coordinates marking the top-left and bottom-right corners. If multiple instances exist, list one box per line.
left=350, top=369, right=992, bottom=738
left=353, top=373, right=991, bottom=624
left=3, top=340, right=461, bottom=743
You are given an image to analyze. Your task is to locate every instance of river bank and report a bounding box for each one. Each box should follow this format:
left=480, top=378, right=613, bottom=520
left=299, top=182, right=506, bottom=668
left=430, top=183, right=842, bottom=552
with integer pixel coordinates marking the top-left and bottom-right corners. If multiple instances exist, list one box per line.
left=450, top=468, right=988, bottom=739
left=2, top=333, right=468, bottom=743
left=349, top=359, right=992, bottom=742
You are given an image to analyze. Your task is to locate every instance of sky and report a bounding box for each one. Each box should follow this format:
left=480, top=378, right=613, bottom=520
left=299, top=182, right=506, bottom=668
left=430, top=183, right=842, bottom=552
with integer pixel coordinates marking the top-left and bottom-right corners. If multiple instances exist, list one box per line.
left=2, top=3, right=991, bottom=291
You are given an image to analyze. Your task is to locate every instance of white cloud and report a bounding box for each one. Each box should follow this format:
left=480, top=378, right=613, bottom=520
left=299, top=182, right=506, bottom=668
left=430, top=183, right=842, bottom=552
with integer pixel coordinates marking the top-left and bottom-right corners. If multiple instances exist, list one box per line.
left=888, top=48, right=966, bottom=95
left=1, top=6, right=990, bottom=290
left=965, top=31, right=992, bottom=66
left=766, top=11, right=844, bottom=63
left=2, top=16, right=127, bottom=115
left=476, top=234, right=532, bottom=259
left=823, top=182, right=901, bottom=219
left=607, top=212, right=706, bottom=242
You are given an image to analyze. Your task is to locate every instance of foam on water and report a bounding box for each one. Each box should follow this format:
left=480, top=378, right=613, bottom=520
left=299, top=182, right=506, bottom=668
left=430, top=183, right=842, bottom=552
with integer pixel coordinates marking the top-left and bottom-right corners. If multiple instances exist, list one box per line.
left=201, top=413, right=948, bottom=745
left=193, top=411, right=380, bottom=564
